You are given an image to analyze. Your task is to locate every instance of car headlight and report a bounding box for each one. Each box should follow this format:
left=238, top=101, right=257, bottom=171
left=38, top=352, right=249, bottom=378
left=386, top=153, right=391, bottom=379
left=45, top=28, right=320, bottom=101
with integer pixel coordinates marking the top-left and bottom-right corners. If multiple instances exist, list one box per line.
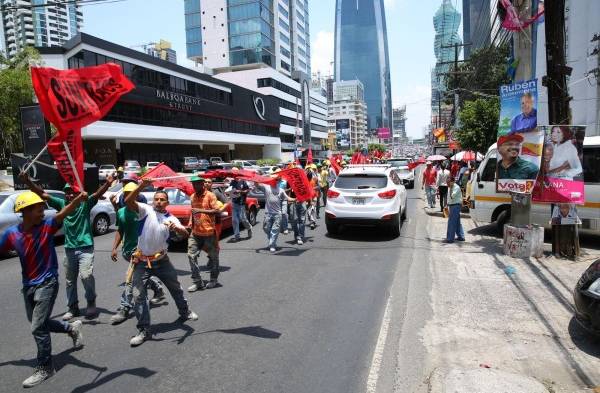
left=585, top=277, right=600, bottom=300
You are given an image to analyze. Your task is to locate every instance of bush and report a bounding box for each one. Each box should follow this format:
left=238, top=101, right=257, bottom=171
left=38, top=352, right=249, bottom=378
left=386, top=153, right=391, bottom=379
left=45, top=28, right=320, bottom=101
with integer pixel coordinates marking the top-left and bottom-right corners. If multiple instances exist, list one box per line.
left=257, top=158, right=280, bottom=166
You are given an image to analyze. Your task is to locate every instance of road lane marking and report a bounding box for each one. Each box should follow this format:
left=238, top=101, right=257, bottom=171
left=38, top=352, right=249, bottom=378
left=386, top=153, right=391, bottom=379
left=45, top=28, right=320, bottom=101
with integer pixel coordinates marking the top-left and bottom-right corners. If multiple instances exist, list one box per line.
left=366, top=295, right=392, bottom=393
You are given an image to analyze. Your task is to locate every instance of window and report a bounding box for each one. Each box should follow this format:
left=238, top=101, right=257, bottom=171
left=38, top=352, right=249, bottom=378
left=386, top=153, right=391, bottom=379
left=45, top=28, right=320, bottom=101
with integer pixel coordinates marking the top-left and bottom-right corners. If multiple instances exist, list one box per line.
left=280, top=32, right=290, bottom=45
left=583, top=147, right=600, bottom=183
left=481, top=154, right=497, bottom=182
left=335, top=174, right=388, bottom=189
left=278, top=4, right=288, bottom=18
left=280, top=46, right=290, bottom=58
left=278, top=17, right=289, bottom=31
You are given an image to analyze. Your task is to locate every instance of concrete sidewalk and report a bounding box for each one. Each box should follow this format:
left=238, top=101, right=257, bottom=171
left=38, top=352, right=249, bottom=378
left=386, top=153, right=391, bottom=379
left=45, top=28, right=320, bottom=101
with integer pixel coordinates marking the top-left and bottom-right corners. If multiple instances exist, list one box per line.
left=419, top=198, right=600, bottom=393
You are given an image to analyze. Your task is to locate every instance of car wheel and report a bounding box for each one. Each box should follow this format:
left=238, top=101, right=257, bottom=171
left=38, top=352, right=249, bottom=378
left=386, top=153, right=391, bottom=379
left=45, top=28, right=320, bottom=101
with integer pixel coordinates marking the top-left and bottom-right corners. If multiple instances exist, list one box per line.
left=93, top=213, right=110, bottom=236
left=408, top=181, right=415, bottom=189
left=325, top=217, right=338, bottom=235
left=247, top=207, right=258, bottom=226
left=389, top=213, right=401, bottom=238
left=401, top=204, right=407, bottom=221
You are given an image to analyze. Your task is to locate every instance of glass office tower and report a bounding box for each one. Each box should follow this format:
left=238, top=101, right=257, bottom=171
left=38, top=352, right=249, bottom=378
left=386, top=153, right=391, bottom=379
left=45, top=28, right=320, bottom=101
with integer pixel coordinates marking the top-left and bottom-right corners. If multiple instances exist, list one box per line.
left=334, top=0, right=392, bottom=130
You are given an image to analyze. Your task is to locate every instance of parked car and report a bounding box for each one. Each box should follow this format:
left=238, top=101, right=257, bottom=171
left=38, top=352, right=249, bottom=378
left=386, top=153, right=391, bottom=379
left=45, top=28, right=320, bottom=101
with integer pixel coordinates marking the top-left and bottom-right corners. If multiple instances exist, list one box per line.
left=98, top=164, right=116, bottom=181
left=123, top=160, right=141, bottom=177
left=574, top=258, right=600, bottom=336
left=140, top=187, right=259, bottom=241
left=325, top=164, right=408, bottom=237
left=181, top=157, right=200, bottom=173
left=209, top=157, right=224, bottom=165
left=232, top=160, right=260, bottom=170
left=145, top=161, right=160, bottom=171
left=387, top=157, right=415, bottom=189
left=0, top=190, right=117, bottom=243
left=198, top=159, right=210, bottom=171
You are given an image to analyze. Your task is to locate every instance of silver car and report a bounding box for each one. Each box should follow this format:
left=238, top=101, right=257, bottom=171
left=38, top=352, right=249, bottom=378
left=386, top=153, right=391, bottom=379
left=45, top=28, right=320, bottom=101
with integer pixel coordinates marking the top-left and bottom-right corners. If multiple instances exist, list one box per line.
left=0, top=190, right=116, bottom=239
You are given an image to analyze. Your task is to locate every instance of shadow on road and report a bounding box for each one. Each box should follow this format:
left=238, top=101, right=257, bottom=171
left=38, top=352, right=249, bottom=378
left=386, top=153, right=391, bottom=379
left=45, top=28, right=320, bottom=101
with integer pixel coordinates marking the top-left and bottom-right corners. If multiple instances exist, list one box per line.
left=70, top=367, right=157, bottom=393
left=214, top=325, right=281, bottom=339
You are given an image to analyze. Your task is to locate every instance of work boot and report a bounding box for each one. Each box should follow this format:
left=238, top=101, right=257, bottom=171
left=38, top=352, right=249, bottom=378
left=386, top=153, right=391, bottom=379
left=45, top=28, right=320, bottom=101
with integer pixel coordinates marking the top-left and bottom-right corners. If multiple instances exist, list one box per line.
left=22, top=365, right=55, bottom=388
left=205, top=280, right=219, bottom=289
left=68, top=320, right=84, bottom=349
left=110, top=309, right=129, bottom=325
left=62, top=308, right=80, bottom=321
left=149, top=290, right=166, bottom=305
left=85, top=301, right=98, bottom=318
left=187, top=281, right=205, bottom=292
left=247, top=227, right=252, bottom=239
left=180, top=310, right=199, bottom=321
left=130, top=329, right=150, bottom=347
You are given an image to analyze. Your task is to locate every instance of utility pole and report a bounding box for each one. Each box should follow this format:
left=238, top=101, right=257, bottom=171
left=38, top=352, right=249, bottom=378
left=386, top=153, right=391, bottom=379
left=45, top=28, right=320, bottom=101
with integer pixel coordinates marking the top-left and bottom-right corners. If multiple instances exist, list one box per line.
left=543, top=0, right=577, bottom=258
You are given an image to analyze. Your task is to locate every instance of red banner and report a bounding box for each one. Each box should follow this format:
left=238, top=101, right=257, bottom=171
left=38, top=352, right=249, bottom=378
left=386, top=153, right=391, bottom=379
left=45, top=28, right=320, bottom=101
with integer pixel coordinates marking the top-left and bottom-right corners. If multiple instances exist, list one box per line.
left=47, top=130, right=84, bottom=192
left=278, top=168, right=314, bottom=202
left=31, top=63, right=134, bottom=138
left=142, top=163, right=195, bottom=195
left=330, top=155, right=342, bottom=175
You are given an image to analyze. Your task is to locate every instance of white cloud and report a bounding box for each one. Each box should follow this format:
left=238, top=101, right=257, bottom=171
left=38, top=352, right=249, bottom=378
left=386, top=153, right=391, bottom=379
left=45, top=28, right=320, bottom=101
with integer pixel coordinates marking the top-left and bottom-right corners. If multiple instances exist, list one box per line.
left=311, top=30, right=334, bottom=76
left=394, top=84, right=432, bottom=138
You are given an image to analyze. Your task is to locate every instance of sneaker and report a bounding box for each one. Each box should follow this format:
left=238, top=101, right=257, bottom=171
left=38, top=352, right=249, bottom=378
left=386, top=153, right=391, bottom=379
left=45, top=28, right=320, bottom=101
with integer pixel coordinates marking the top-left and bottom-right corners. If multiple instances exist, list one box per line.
left=130, top=329, right=150, bottom=347
left=187, top=281, right=205, bottom=292
left=62, top=308, right=80, bottom=321
left=205, top=280, right=219, bottom=289
left=232, top=236, right=240, bottom=242
left=180, top=310, right=199, bottom=321
left=456, top=238, right=465, bottom=242
left=247, top=227, right=252, bottom=239
left=85, top=301, right=98, bottom=318
left=310, top=224, right=316, bottom=230
left=68, top=320, right=84, bottom=349
left=149, top=290, right=166, bottom=305
left=283, top=230, right=289, bottom=235
left=22, top=365, right=55, bottom=388
left=110, top=309, right=129, bottom=325
left=269, top=247, right=276, bottom=253
left=297, top=239, right=303, bottom=245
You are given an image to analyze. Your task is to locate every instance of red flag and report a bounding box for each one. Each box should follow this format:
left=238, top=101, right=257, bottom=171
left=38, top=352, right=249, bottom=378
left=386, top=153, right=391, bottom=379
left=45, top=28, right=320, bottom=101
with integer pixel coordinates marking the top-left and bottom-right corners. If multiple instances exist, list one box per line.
left=142, top=163, right=194, bottom=195
left=278, top=168, right=314, bottom=202
left=47, top=129, right=84, bottom=192
left=31, top=63, right=134, bottom=139
left=330, top=155, right=342, bottom=175
left=307, top=148, right=313, bottom=164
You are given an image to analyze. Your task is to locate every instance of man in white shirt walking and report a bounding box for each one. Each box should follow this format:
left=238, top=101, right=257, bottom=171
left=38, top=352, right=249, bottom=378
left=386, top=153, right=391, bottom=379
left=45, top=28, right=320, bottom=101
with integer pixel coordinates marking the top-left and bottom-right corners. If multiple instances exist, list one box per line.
left=436, top=163, right=451, bottom=212
left=124, top=178, right=198, bottom=347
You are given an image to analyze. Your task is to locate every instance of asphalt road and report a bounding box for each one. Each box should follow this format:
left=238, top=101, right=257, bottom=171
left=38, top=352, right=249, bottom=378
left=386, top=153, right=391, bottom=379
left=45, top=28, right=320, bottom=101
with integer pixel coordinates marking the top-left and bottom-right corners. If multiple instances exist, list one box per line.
left=0, top=189, right=429, bottom=393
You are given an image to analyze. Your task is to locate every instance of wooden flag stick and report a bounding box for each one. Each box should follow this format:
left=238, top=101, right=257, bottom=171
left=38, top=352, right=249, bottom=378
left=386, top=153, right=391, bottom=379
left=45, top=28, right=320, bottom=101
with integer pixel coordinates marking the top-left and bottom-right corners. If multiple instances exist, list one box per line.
left=23, top=145, right=48, bottom=173
left=62, top=141, right=84, bottom=191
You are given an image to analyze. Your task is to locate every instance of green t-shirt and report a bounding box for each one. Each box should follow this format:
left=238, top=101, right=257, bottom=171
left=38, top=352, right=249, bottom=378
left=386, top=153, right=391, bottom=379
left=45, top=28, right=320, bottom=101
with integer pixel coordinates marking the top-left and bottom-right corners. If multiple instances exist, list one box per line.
left=116, top=207, right=139, bottom=257
left=48, top=195, right=98, bottom=249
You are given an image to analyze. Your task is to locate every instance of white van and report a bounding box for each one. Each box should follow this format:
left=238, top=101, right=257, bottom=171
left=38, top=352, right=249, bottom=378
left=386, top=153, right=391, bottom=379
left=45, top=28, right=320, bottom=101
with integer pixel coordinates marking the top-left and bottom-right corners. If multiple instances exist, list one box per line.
left=470, top=136, right=600, bottom=234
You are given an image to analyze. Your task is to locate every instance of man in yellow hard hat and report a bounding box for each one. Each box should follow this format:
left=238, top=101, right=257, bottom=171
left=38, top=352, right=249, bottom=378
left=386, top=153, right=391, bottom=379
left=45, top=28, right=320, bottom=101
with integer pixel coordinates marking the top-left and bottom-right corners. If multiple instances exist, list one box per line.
left=0, top=191, right=88, bottom=388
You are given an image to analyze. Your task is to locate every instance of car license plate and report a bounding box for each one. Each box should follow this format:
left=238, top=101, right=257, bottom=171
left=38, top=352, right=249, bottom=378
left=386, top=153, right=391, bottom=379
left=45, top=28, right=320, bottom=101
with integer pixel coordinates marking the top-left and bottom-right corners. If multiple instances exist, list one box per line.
left=352, top=197, right=365, bottom=205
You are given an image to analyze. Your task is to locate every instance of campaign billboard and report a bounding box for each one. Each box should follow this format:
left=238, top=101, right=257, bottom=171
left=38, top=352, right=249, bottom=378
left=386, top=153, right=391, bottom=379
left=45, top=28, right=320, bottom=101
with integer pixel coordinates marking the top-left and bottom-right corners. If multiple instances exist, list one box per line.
left=335, top=119, right=351, bottom=149
left=498, top=79, right=538, bottom=136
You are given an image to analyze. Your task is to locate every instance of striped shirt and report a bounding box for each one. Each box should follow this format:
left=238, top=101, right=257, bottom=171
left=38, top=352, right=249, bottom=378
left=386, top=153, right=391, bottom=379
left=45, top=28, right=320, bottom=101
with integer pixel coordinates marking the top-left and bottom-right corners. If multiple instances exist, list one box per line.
left=0, top=217, right=61, bottom=286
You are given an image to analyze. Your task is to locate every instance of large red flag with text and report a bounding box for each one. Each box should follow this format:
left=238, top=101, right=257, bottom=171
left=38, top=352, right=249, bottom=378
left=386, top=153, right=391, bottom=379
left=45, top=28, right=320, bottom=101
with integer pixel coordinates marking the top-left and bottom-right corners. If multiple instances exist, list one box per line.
left=278, top=168, right=314, bottom=202
left=47, top=129, right=84, bottom=192
left=142, top=163, right=195, bottom=195
left=31, top=63, right=135, bottom=139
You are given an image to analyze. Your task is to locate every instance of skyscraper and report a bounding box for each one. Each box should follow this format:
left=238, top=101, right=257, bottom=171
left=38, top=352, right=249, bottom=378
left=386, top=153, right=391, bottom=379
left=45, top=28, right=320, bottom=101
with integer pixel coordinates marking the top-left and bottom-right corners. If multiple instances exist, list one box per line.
left=334, top=0, right=392, bottom=130
left=462, top=0, right=490, bottom=58
left=184, top=0, right=311, bottom=77
left=0, top=0, right=83, bottom=59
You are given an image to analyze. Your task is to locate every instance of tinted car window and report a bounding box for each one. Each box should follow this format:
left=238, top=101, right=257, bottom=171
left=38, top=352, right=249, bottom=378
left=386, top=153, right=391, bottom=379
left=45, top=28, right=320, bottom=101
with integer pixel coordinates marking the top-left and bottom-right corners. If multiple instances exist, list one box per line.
left=335, top=174, right=388, bottom=189
left=481, top=155, right=497, bottom=182
left=388, top=159, right=409, bottom=167
left=583, top=147, right=600, bottom=183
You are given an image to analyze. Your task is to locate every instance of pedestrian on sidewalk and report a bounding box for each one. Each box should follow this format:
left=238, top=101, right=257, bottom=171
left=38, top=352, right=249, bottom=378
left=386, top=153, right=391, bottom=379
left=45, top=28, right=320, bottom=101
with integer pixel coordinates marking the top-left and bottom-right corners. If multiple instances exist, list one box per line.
left=109, top=183, right=166, bottom=326
left=124, top=179, right=198, bottom=347
left=421, top=161, right=438, bottom=208
left=20, top=172, right=116, bottom=321
left=0, top=191, right=86, bottom=388
left=291, top=196, right=307, bottom=245
left=436, top=163, right=450, bottom=213
left=227, top=174, right=252, bottom=241
left=444, top=177, right=465, bottom=244
left=187, top=176, right=222, bottom=291
left=259, top=180, right=295, bottom=252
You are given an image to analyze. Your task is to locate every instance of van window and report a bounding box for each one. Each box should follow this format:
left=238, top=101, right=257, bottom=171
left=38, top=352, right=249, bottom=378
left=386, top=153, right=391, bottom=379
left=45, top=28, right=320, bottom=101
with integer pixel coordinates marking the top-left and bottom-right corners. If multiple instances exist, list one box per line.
left=583, top=147, right=600, bottom=183
left=481, top=155, right=497, bottom=182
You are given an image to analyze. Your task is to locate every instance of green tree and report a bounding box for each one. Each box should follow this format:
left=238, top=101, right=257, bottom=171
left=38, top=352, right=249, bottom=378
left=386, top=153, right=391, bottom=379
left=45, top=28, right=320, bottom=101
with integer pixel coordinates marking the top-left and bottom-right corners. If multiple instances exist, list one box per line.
left=0, top=47, right=41, bottom=167
left=367, top=143, right=386, bottom=153
left=454, top=97, right=500, bottom=153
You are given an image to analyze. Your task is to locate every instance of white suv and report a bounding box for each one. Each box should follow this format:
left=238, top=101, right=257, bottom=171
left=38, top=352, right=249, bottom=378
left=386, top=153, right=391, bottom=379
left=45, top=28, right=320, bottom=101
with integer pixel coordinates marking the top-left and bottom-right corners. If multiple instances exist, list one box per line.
left=325, top=165, right=408, bottom=237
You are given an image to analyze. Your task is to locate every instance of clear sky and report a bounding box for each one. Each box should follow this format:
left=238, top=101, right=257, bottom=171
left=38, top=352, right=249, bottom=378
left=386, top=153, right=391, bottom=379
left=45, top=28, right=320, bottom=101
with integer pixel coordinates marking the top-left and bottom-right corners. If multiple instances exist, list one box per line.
left=81, top=0, right=460, bottom=138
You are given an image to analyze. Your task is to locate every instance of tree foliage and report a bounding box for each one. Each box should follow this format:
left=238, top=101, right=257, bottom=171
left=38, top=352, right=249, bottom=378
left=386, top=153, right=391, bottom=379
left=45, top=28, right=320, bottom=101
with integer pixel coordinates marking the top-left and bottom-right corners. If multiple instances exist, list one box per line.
left=454, top=98, right=500, bottom=154
left=367, top=143, right=386, bottom=153
left=0, top=47, right=41, bottom=167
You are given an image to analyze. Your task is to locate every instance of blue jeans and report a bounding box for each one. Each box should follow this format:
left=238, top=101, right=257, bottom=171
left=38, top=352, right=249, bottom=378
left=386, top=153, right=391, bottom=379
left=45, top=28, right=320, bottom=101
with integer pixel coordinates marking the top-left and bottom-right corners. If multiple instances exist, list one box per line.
left=132, top=255, right=190, bottom=332
left=425, top=185, right=436, bottom=207
left=446, top=204, right=465, bottom=242
left=263, top=213, right=282, bottom=248
left=119, top=252, right=164, bottom=310
left=280, top=202, right=289, bottom=233
left=23, top=276, right=70, bottom=367
left=232, top=203, right=250, bottom=238
left=291, top=203, right=306, bottom=240
left=64, top=246, right=96, bottom=310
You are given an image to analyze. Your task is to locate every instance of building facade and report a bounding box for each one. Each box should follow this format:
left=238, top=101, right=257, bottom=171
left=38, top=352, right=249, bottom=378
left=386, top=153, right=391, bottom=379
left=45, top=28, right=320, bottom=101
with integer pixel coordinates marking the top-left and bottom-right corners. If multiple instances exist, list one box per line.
left=334, top=0, right=392, bottom=130
left=184, top=0, right=311, bottom=78
left=146, top=40, right=177, bottom=64
left=462, top=0, right=490, bottom=58
left=38, top=34, right=282, bottom=167
left=0, top=0, right=82, bottom=58
left=328, top=80, right=368, bottom=150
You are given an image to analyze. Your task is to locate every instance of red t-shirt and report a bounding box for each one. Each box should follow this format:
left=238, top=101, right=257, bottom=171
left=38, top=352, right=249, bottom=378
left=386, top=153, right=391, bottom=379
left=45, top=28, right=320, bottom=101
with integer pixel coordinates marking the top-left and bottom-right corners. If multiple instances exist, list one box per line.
left=423, top=168, right=437, bottom=186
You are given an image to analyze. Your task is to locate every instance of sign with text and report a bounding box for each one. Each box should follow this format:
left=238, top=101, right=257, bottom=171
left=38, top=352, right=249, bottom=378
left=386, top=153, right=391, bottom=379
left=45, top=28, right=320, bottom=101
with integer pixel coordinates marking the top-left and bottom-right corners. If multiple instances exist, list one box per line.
left=20, top=105, right=49, bottom=156
left=550, top=203, right=582, bottom=225
left=335, top=119, right=350, bottom=149
left=498, top=79, right=538, bottom=136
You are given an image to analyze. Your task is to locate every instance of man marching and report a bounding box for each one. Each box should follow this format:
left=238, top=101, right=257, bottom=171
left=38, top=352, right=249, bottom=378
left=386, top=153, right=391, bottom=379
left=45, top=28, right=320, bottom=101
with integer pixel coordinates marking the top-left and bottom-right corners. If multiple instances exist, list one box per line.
left=0, top=191, right=86, bottom=388
left=124, top=179, right=198, bottom=347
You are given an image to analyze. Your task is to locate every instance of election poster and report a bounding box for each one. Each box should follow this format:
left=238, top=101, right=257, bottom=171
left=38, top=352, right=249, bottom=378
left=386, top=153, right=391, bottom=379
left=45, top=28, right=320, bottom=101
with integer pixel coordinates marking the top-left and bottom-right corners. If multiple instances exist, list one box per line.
left=550, top=203, right=582, bottom=225
left=532, top=125, right=586, bottom=204
left=496, top=80, right=543, bottom=194
left=336, top=119, right=351, bottom=149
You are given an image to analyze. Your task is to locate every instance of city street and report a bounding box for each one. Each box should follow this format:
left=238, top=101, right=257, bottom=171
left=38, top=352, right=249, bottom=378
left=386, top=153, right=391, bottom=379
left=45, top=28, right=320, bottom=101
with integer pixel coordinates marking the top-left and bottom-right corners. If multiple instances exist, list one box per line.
left=0, top=189, right=430, bottom=393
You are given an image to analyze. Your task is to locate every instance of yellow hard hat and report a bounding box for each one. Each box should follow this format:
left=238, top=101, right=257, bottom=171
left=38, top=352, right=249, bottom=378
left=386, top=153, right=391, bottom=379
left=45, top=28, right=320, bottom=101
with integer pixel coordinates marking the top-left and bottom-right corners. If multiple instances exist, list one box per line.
left=14, top=191, right=44, bottom=212
left=117, top=166, right=124, bottom=172
left=123, top=182, right=137, bottom=192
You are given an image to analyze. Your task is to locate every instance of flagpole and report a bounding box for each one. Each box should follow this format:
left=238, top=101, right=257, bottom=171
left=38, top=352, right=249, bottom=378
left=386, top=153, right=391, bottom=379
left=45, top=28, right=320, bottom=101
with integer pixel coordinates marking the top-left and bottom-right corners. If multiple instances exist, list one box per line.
left=22, top=145, right=48, bottom=173
left=62, top=141, right=84, bottom=191
left=147, top=174, right=194, bottom=181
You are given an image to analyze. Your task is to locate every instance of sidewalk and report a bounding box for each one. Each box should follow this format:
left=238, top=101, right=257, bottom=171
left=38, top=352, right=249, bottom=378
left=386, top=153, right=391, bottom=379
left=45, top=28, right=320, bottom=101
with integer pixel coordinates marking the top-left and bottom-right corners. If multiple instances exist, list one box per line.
left=420, top=198, right=600, bottom=393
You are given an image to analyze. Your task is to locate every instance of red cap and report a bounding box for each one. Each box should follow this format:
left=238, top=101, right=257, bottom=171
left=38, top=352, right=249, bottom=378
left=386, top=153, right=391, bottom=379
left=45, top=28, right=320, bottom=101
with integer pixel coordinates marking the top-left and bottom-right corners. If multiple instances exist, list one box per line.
left=498, top=133, right=524, bottom=146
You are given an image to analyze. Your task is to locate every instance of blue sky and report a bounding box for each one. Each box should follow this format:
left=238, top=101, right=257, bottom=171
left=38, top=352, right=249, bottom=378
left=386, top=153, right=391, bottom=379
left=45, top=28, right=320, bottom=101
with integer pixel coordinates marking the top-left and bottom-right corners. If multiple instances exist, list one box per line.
left=82, top=0, right=460, bottom=138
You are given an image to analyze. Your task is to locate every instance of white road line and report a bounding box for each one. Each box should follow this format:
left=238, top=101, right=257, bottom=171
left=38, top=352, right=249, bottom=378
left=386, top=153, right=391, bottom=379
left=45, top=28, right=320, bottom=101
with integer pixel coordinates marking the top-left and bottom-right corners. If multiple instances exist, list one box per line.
left=366, top=295, right=392, bottom=393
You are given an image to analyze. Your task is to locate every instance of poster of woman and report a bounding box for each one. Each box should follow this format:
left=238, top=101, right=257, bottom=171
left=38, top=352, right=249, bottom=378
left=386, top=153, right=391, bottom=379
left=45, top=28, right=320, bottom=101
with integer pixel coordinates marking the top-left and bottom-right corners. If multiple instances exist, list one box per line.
left=533, top=125, right=586, bottom=204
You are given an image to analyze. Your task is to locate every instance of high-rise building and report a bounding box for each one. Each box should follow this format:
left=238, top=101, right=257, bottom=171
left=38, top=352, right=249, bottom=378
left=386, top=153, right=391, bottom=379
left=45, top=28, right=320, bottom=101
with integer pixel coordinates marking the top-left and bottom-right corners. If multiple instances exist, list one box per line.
left=0, top=0, right=83, bottom=59
left=184, top=0, right=311, bottom=77
left=431, top=0, right=461, bottom=127
left=462, top=0, right=490, bottom=58
left=334, top=0, right=392, bottom=130
left=328, top=80, right=368, bottom=149
left=146, top=40, right=177, bottom=64
left=392, top=106, right=407, bottom=139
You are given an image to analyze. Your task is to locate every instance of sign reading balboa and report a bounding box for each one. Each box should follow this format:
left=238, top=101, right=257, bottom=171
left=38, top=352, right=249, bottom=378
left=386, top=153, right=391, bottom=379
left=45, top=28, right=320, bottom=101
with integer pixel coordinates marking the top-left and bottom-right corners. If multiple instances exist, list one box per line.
left=156, top=89, right=202, bottom=111
left=253, top=96, right=266, bottom=121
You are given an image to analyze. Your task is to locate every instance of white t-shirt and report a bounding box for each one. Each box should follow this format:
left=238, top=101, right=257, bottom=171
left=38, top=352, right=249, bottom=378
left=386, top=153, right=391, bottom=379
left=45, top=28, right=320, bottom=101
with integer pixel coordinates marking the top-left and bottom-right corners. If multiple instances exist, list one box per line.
left=137, top=203, right=184, bottom=256
left=549, top=141, right=582, bottom=180
left=436, top=169, right=450, bottom=186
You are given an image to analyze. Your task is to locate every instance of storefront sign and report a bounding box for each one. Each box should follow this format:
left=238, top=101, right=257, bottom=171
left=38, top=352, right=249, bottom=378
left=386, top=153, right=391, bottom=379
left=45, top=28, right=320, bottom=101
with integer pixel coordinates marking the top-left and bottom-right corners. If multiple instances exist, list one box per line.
left=156, top=89, right=202, bottom=111
left=335, top=119, right=350, bottom=149
left=20, top=105, right=49, bottom=156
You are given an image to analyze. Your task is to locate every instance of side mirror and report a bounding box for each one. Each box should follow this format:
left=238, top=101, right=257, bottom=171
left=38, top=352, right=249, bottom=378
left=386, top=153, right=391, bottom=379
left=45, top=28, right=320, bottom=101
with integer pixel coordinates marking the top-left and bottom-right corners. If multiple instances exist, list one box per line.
left=476, top=173, right=481, bottom=183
